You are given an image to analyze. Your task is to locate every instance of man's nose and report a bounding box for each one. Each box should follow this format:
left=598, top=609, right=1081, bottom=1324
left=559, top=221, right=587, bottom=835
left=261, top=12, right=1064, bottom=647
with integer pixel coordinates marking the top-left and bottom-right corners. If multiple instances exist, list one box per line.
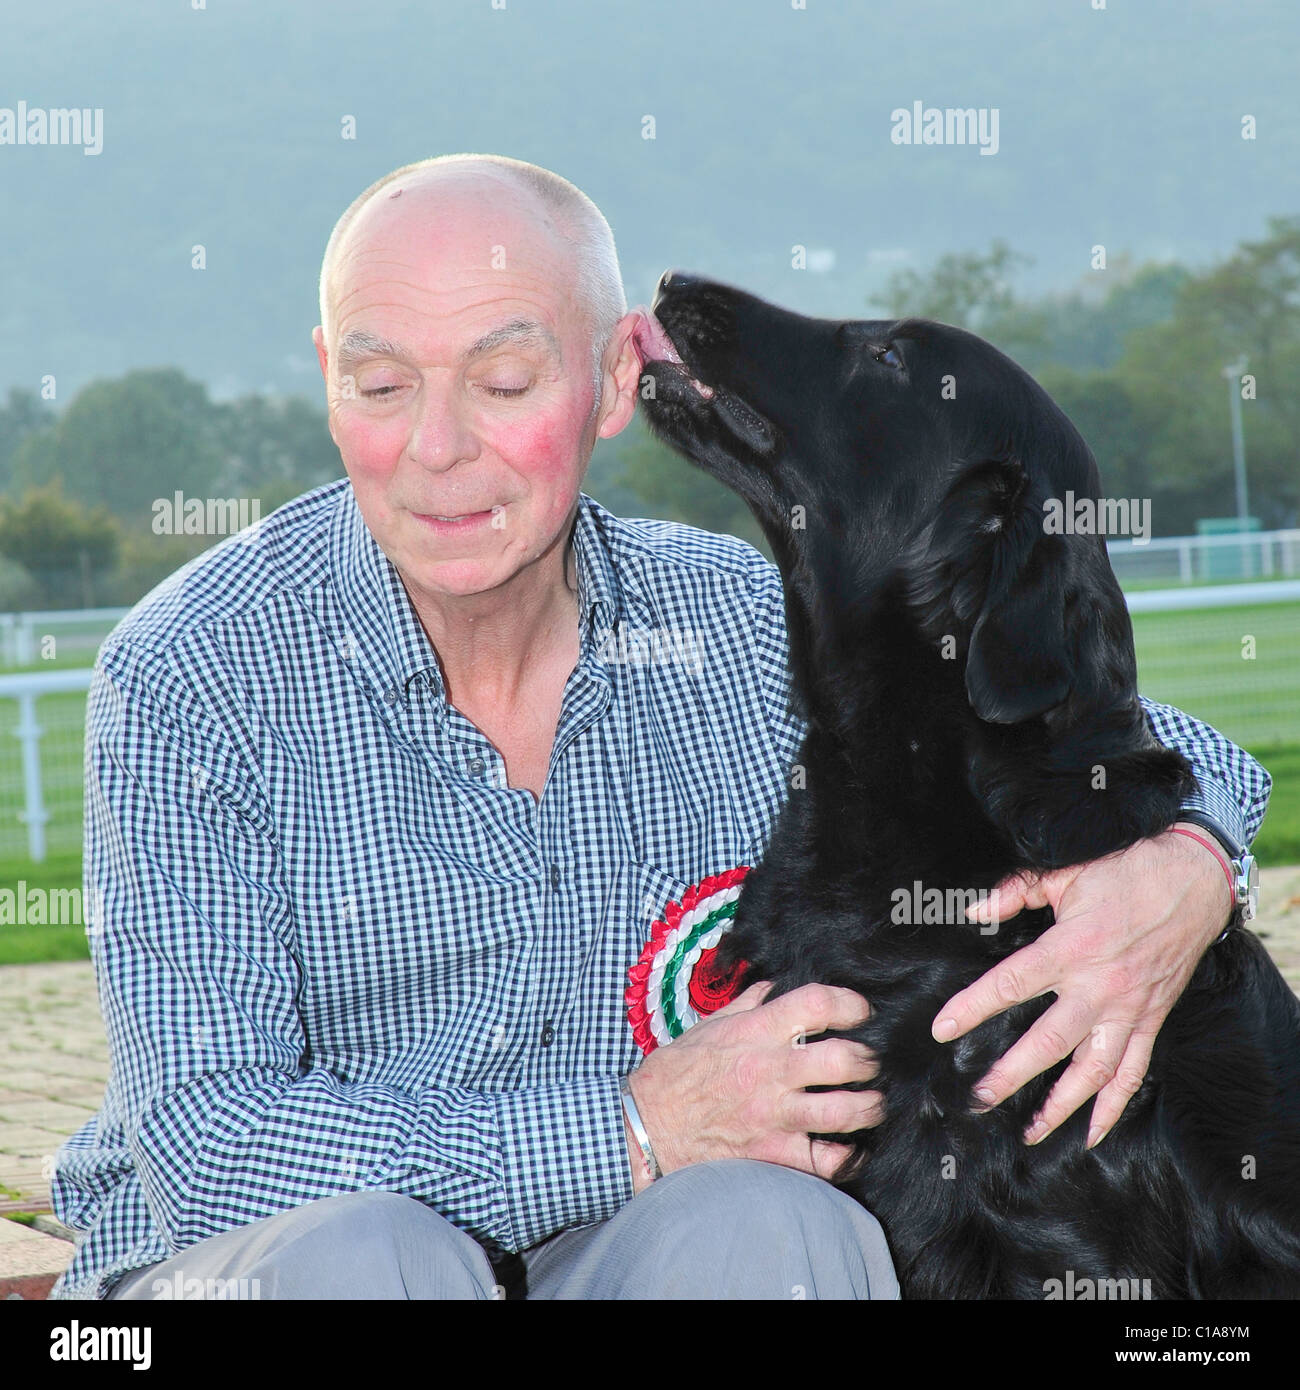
left=407, top=381, right=479, bottom=471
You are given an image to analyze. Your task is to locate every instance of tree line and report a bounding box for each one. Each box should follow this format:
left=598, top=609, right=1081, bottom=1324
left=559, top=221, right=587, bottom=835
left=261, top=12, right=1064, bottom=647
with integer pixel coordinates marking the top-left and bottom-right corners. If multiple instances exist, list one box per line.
left=1, top=217, right=1296, bottom=610
left=617, top=216, right=1300, bottom=551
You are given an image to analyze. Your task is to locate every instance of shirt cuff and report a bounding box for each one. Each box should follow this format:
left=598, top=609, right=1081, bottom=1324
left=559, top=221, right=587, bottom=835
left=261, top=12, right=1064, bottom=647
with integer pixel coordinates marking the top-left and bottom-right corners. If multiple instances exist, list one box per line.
left=492, top=1074, right=634, bottom=1252
left=1139, top=695, right=1264, bottom=851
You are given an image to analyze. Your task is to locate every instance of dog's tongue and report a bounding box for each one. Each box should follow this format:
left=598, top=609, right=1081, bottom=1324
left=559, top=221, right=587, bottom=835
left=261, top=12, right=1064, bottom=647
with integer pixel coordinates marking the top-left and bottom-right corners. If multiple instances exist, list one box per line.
left=631, top=305, right=714, bottom=399
left=631, top=306, right=684, bottom=367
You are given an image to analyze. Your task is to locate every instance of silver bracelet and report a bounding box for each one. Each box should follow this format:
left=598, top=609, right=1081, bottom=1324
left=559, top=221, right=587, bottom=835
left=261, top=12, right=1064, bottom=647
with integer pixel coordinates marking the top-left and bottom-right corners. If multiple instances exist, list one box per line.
left=619, top=1073, right=661, bottom=1181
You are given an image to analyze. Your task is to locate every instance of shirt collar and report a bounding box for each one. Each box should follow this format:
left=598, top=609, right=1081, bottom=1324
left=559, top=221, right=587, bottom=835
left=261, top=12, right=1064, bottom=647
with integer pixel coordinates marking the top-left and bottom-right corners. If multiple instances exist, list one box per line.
left=327, top=483, right=627, bottom=711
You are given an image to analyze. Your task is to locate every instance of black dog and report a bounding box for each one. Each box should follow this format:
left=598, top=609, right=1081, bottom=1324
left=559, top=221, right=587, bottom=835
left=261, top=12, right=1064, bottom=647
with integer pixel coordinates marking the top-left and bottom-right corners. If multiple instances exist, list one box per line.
left=635, top=272, right=1300, bottom=1299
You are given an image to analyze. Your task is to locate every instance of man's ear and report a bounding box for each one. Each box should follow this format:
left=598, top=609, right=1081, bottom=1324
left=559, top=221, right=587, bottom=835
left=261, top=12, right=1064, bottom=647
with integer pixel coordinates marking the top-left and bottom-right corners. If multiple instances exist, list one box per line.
left=312, top=326, right=340, bottom=448
left=313, top=325, right=329, bottom=382
left=595, top=311, right=645, bottom=440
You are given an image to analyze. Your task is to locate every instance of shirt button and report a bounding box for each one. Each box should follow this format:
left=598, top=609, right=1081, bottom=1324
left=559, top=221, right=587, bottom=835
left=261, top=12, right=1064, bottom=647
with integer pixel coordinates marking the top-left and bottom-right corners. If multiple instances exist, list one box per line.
left=539, top=1021, right=556, bottom=1048
left=383, top=687, right=398, bottom=705
left=549, top=864, right=561, bottom=889
left=468, top=756, right=485, bottom=775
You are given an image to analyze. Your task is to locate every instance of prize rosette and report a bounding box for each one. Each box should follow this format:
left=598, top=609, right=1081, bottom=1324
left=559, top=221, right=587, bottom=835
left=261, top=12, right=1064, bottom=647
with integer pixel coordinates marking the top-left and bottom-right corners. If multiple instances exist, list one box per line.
left=625, top=865, right=751, bottom=1055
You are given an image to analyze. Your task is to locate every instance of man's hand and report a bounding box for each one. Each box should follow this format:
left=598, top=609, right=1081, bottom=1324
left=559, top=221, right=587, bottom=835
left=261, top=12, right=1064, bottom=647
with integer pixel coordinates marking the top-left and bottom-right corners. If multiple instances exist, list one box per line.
left=624, top=981, right=882, bottom=1192
left=931, top=823, right=1234, bottom=1150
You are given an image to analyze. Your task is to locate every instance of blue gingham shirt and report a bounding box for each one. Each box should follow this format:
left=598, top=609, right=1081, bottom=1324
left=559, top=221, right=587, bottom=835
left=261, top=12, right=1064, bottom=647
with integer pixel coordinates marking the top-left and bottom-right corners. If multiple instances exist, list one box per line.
left=49, top=479, right=1271, bottom=1300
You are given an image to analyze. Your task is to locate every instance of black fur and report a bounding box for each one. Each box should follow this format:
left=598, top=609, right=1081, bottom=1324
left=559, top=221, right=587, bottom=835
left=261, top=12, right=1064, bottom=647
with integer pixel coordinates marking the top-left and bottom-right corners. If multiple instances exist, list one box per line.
left=637, top=271, right=1300, bottom=1299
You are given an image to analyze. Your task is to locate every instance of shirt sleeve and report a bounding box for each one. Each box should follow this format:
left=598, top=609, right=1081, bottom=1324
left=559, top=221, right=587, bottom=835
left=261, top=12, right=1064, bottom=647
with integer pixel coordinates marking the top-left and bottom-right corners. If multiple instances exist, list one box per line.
left=1139, top=694, right=1272, bottom=849
left=85, top=638, right=632, bottom=1261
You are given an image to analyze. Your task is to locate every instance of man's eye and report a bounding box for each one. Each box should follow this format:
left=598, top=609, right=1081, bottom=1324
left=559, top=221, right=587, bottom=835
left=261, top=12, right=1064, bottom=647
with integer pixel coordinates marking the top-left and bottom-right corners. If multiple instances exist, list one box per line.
left=359, top=385, right=402, bottom=398
left=482, top=384, right=530, bottom=398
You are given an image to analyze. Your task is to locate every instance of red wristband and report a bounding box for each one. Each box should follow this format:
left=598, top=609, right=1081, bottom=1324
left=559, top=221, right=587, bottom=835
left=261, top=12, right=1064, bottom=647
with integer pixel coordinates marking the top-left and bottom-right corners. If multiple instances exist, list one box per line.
left=1168, top=825, right=1235, bottom=902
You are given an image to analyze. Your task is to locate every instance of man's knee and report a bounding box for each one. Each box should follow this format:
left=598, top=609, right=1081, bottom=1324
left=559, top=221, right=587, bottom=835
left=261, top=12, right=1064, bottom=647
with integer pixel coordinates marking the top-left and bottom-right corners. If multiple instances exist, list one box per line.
left=641, top=1157, right=873, bottom=1228
left=626, top=1159, right=898, bottom=1297
left=306, top=1190, right=498, bottom=1296
left=114, top=1189, right=500, bottom=1300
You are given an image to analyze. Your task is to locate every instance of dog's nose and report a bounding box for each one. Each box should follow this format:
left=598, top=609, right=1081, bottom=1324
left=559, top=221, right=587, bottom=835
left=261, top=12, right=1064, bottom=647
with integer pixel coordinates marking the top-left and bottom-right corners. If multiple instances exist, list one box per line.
left=657, top=268, right=699, bottom=296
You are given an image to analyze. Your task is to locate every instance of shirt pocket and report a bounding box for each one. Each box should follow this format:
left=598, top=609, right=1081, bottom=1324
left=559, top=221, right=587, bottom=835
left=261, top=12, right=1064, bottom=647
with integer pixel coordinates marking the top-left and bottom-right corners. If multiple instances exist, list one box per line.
left=627, top=859, right=697, bottom=939
left=601, top=859, right=694, bottom=991
left=625, top=857, right=758, bottom=968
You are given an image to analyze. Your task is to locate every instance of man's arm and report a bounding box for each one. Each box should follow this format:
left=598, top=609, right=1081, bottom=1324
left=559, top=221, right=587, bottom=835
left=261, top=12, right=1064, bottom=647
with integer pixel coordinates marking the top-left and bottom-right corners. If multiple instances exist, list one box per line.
left=936, top=696, right=1272, bottom=1145
left=1140, top=693, right=1271, bottom=858
left=75, top=640, right=635, bottom=1258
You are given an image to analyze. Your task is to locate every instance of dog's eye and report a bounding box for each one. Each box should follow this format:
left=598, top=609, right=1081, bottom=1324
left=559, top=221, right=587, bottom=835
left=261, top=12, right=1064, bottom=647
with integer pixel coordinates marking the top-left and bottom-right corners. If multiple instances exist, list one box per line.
left=872, top=343, right=903, bottom=369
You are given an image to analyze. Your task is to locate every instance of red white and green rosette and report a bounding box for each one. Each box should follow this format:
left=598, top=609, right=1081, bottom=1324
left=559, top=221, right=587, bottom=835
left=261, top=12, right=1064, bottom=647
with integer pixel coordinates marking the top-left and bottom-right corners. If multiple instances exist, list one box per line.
left=626, top=865, right=751, bottom=1055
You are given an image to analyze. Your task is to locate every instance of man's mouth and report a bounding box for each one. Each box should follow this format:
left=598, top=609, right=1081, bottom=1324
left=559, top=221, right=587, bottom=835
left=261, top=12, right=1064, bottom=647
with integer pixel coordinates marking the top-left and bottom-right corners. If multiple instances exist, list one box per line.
left=632, top=308, right=715, bottom=400
left=412, top=508, right=496, bottom=528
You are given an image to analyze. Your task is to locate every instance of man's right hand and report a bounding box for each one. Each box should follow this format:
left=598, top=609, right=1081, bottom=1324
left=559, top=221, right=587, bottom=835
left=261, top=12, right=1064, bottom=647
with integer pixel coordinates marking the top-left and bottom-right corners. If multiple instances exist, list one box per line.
left=624, top=981, right=883, bottom=1193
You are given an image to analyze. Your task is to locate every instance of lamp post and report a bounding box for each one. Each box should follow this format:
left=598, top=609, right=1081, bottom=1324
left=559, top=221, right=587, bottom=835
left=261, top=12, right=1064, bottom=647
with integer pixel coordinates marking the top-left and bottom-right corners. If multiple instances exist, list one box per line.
left=1222, top=357, right=1251, bottom=577
left=1222, top=357, right=1249, bottom=525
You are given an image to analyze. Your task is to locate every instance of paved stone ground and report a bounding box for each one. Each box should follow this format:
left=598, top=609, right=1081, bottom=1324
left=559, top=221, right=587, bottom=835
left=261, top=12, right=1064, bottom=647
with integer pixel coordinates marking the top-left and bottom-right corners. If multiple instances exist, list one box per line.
left=3, top=864, right=1299, bottom=1294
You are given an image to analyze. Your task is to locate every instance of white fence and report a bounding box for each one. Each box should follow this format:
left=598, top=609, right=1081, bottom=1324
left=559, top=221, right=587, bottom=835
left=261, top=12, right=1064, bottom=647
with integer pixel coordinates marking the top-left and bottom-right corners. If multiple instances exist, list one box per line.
left=1107, top=528, right=1300, bottom=587
left=0, top=607, right=129, bottom=667
left=0, top=668, right=93, bottom=861
left=0, top=573, right=1298, bottom=863
left=1125, top=579, right=1300, bottom=612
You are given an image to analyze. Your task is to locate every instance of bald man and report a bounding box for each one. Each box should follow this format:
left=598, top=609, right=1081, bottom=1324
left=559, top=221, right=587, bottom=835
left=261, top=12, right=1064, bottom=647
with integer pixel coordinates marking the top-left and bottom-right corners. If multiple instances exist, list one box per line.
left=49, top=155, right=1269, bottom=1301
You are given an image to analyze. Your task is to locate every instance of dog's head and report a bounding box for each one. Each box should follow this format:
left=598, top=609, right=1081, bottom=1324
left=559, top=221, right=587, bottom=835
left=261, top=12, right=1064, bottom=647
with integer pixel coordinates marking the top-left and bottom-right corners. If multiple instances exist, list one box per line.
left=635, top=271, right=1138, bottom=730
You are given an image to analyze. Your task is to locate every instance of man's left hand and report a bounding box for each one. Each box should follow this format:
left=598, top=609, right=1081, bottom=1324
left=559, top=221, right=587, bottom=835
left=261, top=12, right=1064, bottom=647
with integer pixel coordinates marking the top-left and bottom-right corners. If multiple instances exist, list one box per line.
left=930, top=823, right=1234, bottom=1149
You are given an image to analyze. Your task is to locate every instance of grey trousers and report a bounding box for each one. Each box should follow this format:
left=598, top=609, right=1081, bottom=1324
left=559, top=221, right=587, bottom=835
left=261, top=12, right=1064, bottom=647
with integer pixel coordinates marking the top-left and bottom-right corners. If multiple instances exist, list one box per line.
left=105, top=1159, right=900, bottom=1300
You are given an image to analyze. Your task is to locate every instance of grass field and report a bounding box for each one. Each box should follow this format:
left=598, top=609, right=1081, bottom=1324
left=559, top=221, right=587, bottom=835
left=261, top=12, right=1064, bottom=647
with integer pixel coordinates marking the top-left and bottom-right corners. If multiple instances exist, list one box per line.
left=1130, top=603, right=1299, bottom=751
left=1, top=603, right=1296, bottom=966
left=1129, top=600, right=1299, bottom=864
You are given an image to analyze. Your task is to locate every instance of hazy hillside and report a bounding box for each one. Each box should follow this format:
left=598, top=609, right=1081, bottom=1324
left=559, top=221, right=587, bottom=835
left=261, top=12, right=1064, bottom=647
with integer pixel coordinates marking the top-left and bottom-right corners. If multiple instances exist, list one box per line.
left=1, top=0, right=1296, bottom=403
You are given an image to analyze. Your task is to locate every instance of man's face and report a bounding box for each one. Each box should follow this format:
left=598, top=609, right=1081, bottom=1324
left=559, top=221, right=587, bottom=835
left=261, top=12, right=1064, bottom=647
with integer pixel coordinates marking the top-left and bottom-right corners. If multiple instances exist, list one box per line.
left=314, top=175, right=636, bottom=603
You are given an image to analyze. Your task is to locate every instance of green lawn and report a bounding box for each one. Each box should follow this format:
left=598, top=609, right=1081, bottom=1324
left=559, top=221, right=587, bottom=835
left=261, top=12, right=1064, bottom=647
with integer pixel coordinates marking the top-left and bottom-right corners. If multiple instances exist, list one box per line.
left=1130, top=600, right=1299, bottom=861
left=0, top=849, right=87, bottom=964
left=1120, top=572, right=1300, bottom=593
left=1131, top=603, right=1299, bottom=751
left=1249, top=744, right=1300, bottom=865
left=0, top=604, right=1295, bottom=967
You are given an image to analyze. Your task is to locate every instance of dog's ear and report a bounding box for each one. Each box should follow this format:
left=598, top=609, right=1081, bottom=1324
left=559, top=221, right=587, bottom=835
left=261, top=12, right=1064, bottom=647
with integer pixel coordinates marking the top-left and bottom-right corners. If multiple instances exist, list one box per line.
left=905, top=456, right=1075, bottom=724
left=964, top=527, right=1073, bottom=724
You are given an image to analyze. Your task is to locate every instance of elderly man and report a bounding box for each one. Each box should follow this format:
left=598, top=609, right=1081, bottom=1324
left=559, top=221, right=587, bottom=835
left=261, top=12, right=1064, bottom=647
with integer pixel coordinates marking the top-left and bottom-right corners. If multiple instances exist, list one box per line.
left=50, top=154, right=1268, bottom=1300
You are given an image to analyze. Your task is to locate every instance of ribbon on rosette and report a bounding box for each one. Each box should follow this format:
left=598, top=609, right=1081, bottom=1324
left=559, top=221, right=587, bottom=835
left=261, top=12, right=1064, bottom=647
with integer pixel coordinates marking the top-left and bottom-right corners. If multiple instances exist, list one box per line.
left=625, top=866, right=751, bottom=1055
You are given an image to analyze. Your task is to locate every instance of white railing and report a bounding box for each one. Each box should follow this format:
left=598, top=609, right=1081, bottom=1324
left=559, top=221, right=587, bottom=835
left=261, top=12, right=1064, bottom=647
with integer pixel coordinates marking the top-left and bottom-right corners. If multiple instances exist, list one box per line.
left=0, top=668, right=93, bottom=861
left=0, top=607, right=129, bottom=666
left=1107, top=528, right=1300, bottom=586
left=1, top=566, right=1297, bottom=863
left=1125, top=579, right=1300, bottom=612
